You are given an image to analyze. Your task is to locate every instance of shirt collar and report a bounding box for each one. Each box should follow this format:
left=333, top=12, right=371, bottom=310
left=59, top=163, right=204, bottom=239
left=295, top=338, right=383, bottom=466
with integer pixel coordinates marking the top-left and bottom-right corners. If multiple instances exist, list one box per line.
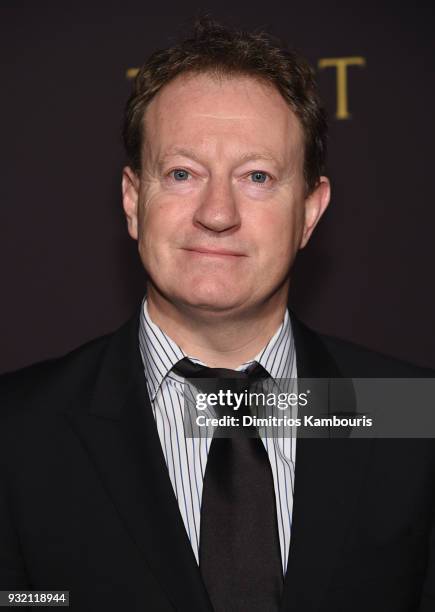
left=139, top=297, right=296, bottom=401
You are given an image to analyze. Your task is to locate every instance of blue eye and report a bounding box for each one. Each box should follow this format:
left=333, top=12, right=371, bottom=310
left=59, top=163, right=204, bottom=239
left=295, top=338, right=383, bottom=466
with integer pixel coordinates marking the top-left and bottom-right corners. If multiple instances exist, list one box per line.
left=250, top=171, right=268, bottom=183
left=172, top=169, right=190, bottom=181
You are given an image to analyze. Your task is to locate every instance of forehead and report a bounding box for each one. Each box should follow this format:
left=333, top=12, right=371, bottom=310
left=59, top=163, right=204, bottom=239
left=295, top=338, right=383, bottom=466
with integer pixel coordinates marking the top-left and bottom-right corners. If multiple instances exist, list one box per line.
left=142, top=72, right=304, bottom=167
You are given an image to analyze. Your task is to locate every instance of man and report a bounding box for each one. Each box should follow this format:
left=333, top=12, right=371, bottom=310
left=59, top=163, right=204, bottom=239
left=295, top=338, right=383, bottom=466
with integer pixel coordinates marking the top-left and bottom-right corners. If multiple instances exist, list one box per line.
left=1, top=17, right=435, bottom=612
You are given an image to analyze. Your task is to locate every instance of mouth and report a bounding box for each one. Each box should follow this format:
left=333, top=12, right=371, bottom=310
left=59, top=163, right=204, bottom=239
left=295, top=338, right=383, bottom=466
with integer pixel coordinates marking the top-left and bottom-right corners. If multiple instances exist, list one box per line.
left=182, top=247, right=246, bottom=258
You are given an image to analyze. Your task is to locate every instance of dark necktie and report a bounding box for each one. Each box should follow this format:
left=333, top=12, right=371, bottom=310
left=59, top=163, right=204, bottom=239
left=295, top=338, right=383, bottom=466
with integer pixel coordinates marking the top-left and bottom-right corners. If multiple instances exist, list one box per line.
left=173, top=357, right=284, bottom=612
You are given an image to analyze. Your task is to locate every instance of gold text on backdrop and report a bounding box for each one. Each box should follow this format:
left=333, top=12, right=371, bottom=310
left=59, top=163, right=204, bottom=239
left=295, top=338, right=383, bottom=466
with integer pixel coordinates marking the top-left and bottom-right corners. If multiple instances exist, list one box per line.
left=126, top=55, right=366, bottom=120
left=318, top=56, right=366, bottom=119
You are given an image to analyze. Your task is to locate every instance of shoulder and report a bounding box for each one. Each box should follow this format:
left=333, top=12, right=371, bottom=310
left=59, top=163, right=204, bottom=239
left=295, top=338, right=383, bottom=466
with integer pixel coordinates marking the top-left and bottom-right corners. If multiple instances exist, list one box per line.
left=0, top=330, right=113, bottom=421
left=317, top=330, right=434, bottom=377
left=289, top=310, right=434, bottom=377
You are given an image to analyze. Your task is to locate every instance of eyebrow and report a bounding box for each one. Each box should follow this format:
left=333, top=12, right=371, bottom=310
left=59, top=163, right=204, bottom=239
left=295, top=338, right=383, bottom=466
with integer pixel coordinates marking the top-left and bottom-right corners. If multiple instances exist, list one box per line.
left=157, top=147, right=282, bottom=168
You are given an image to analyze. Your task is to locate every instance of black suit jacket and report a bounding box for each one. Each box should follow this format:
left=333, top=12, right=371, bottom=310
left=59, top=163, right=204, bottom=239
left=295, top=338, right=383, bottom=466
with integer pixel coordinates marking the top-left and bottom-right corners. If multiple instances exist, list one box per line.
left=1, top=308, right=435, bottom=611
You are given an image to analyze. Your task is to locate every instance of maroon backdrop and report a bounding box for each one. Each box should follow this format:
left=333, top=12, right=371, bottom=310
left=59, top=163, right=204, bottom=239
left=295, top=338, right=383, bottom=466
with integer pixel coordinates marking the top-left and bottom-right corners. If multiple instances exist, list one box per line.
left=1, top=1, right=434, bottom=373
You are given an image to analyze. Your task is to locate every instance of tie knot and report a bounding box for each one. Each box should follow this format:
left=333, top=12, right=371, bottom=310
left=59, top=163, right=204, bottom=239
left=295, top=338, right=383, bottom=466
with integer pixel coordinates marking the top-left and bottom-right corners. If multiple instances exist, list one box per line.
left=172, top=357, right=268, bottom=392
left=172, top=357, right=269, bottom=424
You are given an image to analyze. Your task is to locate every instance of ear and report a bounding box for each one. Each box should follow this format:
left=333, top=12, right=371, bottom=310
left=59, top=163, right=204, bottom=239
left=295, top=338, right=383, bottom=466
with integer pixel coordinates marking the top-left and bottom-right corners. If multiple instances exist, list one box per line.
left=300, top=176, right=331, bottom=249
left=122, top=166, right=140, bottom=240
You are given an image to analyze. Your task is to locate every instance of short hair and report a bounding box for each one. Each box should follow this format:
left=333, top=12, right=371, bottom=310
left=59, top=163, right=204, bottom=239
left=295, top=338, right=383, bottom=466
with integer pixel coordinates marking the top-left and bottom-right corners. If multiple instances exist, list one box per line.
left=123, top=17, right=327, bottom=193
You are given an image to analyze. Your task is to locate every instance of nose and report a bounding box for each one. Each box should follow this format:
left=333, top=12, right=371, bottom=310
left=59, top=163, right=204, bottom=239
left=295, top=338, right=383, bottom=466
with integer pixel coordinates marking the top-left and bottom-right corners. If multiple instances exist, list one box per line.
left=193, top=175, right=241, bottom=233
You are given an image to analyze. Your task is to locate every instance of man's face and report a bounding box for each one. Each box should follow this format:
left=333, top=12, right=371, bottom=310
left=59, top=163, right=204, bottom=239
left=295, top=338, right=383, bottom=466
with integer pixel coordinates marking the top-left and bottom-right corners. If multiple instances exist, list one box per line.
left=123, top=73, right=330, bottom=316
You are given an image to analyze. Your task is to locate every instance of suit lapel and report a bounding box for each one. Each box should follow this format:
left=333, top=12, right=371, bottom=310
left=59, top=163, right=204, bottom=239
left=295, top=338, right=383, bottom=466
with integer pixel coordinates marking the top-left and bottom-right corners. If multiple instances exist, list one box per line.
left=64, top=308, right=212, bottom=612
left=281, top=314, right=373, bottom=611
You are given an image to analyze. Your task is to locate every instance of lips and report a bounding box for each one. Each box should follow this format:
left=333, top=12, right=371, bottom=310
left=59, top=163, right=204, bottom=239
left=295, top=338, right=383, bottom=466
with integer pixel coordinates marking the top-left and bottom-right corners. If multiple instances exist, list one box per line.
left=183, top=247, right=246, bottom=257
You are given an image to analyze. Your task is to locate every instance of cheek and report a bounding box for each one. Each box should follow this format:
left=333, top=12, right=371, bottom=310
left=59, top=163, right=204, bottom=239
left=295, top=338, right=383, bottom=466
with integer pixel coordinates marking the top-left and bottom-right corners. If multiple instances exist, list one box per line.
left=137, top=195, right=188, bottom=255
left=254, top=208, right=301, bottom=263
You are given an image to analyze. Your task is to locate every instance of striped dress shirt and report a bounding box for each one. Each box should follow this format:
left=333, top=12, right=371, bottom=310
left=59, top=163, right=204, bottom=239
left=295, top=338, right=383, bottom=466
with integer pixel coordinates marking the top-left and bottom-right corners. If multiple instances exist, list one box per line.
left=138, top=298, right=298, bottom=574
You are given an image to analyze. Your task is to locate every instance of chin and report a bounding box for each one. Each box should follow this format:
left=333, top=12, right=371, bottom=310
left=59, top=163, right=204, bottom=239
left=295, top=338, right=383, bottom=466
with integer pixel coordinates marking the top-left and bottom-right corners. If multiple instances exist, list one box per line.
left=176, top=284, right=249, bottom=313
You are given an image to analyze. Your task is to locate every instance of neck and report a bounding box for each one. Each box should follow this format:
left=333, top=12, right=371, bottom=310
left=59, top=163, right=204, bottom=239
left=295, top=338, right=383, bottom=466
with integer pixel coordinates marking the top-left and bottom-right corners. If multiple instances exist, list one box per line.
left=146, top=284, right=289, bottom=369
